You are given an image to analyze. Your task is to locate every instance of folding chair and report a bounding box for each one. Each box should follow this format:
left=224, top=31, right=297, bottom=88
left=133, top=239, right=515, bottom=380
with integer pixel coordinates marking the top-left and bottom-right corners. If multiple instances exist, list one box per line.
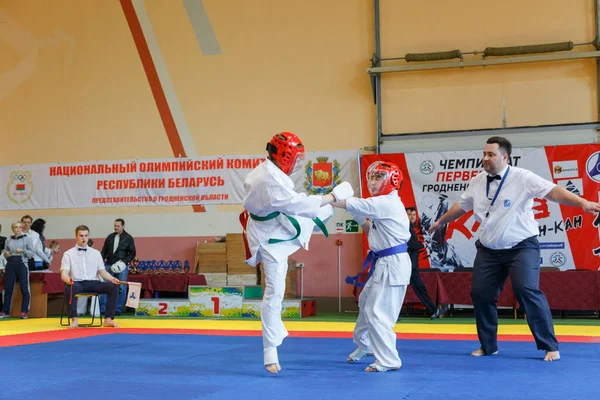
left=60, top=293, right=103, bottom=327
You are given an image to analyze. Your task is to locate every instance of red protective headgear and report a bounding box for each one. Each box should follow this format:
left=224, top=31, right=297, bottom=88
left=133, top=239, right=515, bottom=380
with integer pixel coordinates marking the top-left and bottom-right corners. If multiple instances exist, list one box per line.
left=366, top=161, right=403, bottom=196
left=266, top=132, right=305, bottom=175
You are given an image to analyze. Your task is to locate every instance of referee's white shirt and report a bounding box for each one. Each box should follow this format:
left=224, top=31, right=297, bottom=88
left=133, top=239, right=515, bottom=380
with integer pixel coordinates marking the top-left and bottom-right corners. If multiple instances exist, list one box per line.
left=60, top=246, right=104, bottom=281
left=458, top=165, right=556, bottom=250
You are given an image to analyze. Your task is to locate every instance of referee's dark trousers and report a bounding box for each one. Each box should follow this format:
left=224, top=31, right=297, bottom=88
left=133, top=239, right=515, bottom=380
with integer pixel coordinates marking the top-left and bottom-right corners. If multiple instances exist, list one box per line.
left=471, top=236, right=558, bottom=354
left=65, top=280, right=119, bottom=319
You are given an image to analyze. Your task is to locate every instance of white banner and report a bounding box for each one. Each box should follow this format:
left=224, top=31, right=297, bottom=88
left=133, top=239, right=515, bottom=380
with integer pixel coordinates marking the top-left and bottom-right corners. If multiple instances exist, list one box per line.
left=1, top=150, right=359, bottom=209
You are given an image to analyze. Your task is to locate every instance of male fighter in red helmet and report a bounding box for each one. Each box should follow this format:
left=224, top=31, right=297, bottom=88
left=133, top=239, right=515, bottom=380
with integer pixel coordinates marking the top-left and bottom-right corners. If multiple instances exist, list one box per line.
left=334, top=161, right=411, bottom=372
left=242, top=132, right=354, bottom=374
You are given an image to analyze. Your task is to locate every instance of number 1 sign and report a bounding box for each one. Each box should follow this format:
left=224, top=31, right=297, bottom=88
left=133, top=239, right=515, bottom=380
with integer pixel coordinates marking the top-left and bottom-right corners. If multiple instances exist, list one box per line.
left=188, top=286, right=243, bottom=318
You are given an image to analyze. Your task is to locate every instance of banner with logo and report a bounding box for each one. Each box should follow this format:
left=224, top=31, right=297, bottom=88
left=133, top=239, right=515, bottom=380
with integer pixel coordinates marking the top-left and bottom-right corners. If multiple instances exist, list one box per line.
left=361, top=144, right=600, bottom=271
left=1, top=150, right=359, bottom=209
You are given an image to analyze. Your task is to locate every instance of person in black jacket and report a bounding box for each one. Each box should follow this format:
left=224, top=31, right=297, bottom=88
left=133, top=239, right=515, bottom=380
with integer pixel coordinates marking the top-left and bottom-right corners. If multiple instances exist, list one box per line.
left=406, top=207, right=447, bottom=319
left=99, top=218, right=136, bottom=315
left=0, top=224, right=5, bottom=311
left=0, top=223, right=7, bottom=253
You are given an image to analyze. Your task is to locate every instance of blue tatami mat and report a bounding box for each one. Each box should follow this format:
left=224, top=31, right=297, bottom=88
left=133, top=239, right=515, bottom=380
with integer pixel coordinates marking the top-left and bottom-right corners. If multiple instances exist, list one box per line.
left=1, top=334, right=598, bottom=400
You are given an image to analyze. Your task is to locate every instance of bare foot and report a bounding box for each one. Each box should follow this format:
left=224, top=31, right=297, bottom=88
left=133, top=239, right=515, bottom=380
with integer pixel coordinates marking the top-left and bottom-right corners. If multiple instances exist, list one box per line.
left=543, top=350, right=560, bottom=362
left=364, top=364, right=398, bottom=372
left=103, top=318, right=119, bottom=328
left=471, top=348, right=498, bottom=357
left=68, top=318, right=79, bottom=329
left=347, top=348, right=371, bottom=363
left=265, top=363, right=281, bottom=374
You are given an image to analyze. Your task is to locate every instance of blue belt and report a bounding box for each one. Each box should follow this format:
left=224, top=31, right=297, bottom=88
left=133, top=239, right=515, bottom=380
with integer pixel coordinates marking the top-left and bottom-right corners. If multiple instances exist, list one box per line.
left=345, top=243, right=408, bottom=287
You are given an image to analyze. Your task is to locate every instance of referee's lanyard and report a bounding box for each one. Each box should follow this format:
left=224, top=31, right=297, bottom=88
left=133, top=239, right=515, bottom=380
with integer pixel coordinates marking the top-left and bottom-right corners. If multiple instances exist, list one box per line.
left=485, top=166, right=510, bottom=218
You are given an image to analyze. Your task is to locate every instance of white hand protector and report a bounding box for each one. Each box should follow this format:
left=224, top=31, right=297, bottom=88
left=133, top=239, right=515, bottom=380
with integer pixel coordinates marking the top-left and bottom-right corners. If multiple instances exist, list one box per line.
left=110, top=260, right=127, bottom=274
left=332, top=182, right=354, bottom=201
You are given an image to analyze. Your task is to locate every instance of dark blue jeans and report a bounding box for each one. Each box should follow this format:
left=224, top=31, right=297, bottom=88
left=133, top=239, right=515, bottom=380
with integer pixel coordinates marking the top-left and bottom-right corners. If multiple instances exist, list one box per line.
left=65, top=280, right=119, bottom=319
left=2, top=259, right=30, bottom=314
left=99, top=264, right=128, bottom=313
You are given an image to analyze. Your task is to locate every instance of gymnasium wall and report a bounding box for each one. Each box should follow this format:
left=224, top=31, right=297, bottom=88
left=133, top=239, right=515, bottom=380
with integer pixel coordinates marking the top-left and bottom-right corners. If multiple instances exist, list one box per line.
left=379, top=0, right=597, bottom=134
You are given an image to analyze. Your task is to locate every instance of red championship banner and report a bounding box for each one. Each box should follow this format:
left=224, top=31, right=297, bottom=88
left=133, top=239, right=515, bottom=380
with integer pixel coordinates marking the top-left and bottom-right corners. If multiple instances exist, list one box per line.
left=361, top=144, right=600, bottom=271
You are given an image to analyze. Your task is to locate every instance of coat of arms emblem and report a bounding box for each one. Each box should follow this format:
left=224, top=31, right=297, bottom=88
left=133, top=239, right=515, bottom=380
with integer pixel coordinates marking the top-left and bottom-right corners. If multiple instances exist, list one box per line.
left=304, top=157, right=341, bottom=195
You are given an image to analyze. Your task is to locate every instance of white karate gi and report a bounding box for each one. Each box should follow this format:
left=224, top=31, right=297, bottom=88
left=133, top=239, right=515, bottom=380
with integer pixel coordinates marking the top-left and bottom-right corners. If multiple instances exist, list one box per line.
left=243, top=159, right=333, bottom=351
left=346, top=191, right=411, bottom=370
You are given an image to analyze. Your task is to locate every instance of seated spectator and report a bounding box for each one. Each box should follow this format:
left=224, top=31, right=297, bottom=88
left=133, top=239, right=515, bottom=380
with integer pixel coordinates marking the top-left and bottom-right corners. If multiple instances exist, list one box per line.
left=46, top=240, right=60, bottom=259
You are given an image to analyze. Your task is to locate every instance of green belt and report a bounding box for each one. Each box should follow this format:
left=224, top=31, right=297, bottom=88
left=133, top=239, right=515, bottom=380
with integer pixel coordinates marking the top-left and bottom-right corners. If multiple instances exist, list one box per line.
left=250, top=211, right=329, bottom=244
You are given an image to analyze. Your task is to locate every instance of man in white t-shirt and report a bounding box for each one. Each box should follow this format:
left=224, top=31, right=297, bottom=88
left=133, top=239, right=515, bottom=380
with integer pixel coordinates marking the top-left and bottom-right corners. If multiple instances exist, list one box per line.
left=60, top=225, right=121, bottom=328
left=430, top=136, right=600, bottom=362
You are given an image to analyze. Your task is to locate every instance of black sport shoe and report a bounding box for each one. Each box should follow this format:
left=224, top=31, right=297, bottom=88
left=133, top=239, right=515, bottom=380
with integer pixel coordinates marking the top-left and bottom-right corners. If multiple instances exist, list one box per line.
left=430, top=305, right=449, bottom=319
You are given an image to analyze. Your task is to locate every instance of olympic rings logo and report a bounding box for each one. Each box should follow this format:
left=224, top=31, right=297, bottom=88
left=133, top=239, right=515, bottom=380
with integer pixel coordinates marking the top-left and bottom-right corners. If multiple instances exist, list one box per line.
left=13, top=174, right=27, bottom=182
